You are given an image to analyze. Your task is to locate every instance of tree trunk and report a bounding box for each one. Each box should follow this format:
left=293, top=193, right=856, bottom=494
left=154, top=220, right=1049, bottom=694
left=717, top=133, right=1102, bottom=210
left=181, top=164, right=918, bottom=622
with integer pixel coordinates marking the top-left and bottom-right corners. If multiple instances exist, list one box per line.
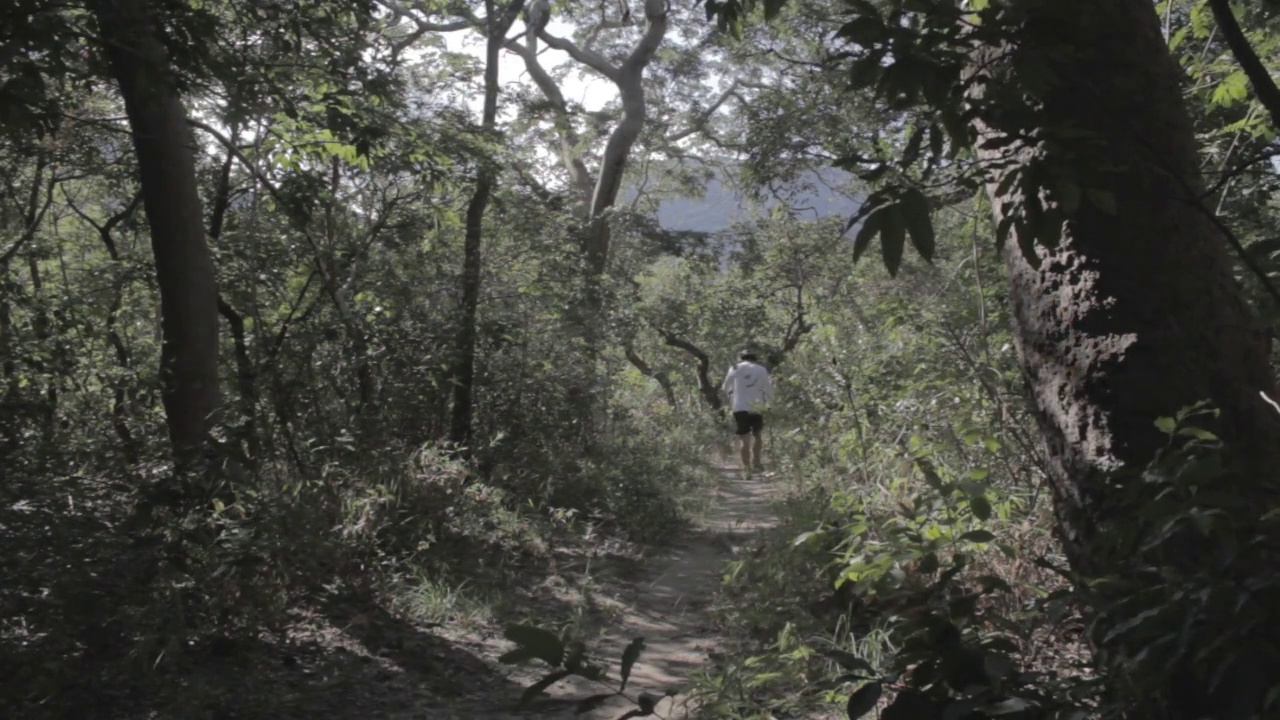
left=93, top=0, right=223, bottom=468
left=449, top=0, right=522, bottom=452
left=26, top=249, right=56, bottom=439
left=658, top=329, right=724, bottom=413
left=86, top=191, right=144, bottom=464
left=0, top=262, right=15, bottom=451
left=217, top=298, right=259, bottom=459
left=573, top=0, right=668, bottom=420
left=972, top=0, right=1280, bottom=714
left=512, top=0, right=667, bottom=431
left=207, top=140, right=261, bottom=462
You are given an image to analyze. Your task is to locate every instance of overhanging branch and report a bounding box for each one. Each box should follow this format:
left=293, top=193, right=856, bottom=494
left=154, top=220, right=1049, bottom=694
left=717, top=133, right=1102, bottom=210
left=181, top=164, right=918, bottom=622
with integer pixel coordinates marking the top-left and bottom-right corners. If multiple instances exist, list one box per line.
left=664, top=79, right=742, bottom=145
left=1208, top=0, right=1280, bottom=131
left=624, top=342, right=676, bottom=406
left=538, top=30, right=620, bottom=82
left=656, top=327, right=723, bottom=411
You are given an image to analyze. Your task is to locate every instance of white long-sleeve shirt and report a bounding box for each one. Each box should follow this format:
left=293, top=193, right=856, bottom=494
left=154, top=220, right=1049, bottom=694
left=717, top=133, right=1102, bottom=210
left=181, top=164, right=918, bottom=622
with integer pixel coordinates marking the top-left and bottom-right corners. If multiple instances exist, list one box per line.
left=722, top=361, right=773, bottom=413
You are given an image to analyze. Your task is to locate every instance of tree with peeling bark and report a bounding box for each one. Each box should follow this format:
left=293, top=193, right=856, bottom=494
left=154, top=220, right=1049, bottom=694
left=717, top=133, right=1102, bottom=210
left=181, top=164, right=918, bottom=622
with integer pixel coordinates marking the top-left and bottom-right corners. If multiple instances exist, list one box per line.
left=705, top=0, right=1280, bottom=714
left=503, top=0, right=671, bottom=425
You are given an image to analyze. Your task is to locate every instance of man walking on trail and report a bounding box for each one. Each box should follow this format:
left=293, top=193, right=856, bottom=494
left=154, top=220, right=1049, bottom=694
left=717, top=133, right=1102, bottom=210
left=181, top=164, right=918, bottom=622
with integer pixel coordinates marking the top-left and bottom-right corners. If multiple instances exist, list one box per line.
left=722, top=351, right=773, bottom=473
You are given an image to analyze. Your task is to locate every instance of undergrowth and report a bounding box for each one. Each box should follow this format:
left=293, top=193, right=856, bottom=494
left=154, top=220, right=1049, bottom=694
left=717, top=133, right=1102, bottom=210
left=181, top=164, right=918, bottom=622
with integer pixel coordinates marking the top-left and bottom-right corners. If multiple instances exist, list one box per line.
left=686, top=405, right=1280, bottom=719
left=0, top=403, right=718, bottom=718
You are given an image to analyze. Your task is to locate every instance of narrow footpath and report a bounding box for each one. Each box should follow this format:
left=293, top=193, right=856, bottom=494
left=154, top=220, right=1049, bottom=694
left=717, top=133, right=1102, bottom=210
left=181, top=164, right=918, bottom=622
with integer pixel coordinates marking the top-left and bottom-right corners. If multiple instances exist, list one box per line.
left=436, top=464, right=779, bottom=719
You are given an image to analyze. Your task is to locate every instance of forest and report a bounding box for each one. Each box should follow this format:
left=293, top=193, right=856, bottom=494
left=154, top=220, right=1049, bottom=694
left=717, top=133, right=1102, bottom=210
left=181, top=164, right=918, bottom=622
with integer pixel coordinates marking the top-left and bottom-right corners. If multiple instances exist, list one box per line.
left=3, top=0, right=1280, bottom=718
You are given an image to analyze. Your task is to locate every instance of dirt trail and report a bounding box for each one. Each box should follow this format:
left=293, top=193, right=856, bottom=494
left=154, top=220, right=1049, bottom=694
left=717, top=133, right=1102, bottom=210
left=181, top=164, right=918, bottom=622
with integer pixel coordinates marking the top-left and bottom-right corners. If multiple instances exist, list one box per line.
left=443, top=464, right=779, bottom=719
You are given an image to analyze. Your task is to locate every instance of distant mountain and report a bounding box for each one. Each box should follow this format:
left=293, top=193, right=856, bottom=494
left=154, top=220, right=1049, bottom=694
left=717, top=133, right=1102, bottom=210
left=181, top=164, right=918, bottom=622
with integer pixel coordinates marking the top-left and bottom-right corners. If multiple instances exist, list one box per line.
left=646, top=167, right=862, bottom=234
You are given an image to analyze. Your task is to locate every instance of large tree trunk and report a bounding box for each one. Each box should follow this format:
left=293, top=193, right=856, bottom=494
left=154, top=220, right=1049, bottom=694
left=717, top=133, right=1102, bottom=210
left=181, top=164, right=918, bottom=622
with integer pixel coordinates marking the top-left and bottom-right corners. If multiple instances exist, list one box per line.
left=0, top=262, right=15, bottom=451
left=94, top=0, right=223, bottom=468
left=449, top=0, right=522, bottom=452
left=972, top=0, right=1280, bottom=714
left=511, top=0, right=668, bottom=432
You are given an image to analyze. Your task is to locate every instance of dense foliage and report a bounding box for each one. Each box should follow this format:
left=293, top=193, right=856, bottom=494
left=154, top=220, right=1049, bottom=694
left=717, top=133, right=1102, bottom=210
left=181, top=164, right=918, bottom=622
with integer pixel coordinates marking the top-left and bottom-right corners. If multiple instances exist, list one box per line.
left=4, top=0, right=1280, bottom=718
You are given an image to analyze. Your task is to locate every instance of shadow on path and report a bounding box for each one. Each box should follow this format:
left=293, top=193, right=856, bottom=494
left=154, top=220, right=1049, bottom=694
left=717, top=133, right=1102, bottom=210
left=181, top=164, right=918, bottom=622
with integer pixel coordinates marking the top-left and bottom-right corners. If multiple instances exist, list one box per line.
left=486, top=465, right=780, bottom=719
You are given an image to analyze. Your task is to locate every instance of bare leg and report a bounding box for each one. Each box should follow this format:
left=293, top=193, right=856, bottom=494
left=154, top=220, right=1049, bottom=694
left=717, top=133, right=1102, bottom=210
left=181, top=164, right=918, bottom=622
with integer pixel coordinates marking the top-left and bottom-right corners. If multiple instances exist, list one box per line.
left=738, top=434, right=751, bottom=471
left=751, top=432, right=763, bottom=471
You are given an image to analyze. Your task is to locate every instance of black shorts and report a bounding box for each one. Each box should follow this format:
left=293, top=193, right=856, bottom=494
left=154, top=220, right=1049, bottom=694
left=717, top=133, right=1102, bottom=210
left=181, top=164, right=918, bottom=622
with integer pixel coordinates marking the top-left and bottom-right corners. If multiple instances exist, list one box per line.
left=733, top=411, right=764, bottom=436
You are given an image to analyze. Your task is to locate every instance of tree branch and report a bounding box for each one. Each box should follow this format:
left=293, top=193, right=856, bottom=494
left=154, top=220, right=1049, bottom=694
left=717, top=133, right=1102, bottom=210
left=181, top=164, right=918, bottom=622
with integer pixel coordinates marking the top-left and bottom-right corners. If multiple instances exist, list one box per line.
left=504, top=38, right=597, bottom=199
left=0, top=162, right=58, bottom=266
left=664, top=79, right=742, bottom=145
left=377, top=0, right=477, bottom=31
left=538, top=30, right=620, bottom=82
left=189, top=118, right=382, bottom=350
left=580, top=0, right=668, bottom=270
left=656, top=327, right=723, bottom=411
left=61, top=188, right=143, bottom=262
left=620, top=0, right=667, bottom=75
left=624, top=342, right=676, bottom=406
left=582, top=19, right=630, bottom=52
left=1208, top=0, right=1280, bottom=131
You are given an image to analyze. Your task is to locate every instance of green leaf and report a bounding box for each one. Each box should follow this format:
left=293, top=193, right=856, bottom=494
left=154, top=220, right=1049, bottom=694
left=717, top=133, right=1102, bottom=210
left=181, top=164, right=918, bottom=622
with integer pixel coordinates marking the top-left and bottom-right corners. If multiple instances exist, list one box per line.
left=763, top=0, right=787, bottom=21
left=881, top=203, right=907, bottom=277
left=819, top=648, right=877, bottom=674
left=503, top=624, right=565, bottom=667
left=970, top=495, right=993, bottom=521
left=846, top=681, right=883, bottom=719
left=960, top=529, right=995, bottom=543
left=883, top=690, right=946, bottom=720
left=1212, top=70, right=1249, bottom=106
left=792, top=530, right=824, bottom=546
left=620, top=637, right=645, bottom=691
left=900, top=188, right=935, bottom=261
left=976, top=574, right=1013, bottom=593
left=901, top=126, right=926, bottom=167
left=927, top=126, right=945, bottom=164
left=833, top=672, right=876, bottom=685
left=848, top=56, right=883, bottom=90
left=519, top=669, right=572, bottom=708
left=1176, top=426, right=1218, bottom=442
left=1154, top=416, right=1177, bottom=435
left=939, top=108, right=969, bottom=153
left=918, top=551, right=940, bottom=574
left=852, top=208, right=881, bottom=263
left=837, top=16, right=885, bottom=46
